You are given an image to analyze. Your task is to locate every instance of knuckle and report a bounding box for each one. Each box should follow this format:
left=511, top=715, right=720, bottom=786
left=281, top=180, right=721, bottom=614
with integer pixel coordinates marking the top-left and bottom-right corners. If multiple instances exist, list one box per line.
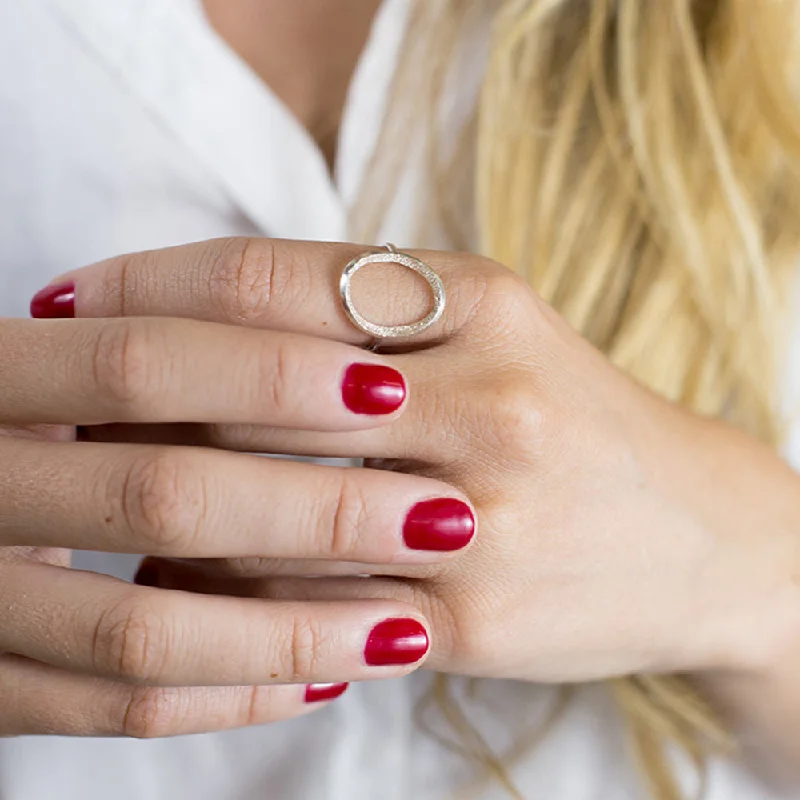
left=121, top=686, right=187, bottom=739
left=323, top=474, right=371, bottom=560
left=430, top=257, right=493, bottom=336
left=471, top=255, right=510, bottom=282
left=89, top=320, right=158, bottom=411
left=209, top=238, right=276, bottom=321
left=242, top=685, right=279, bottom=726
left=481, top=268, right=541, bottom=327
left=112, top=251, right=155, bottom=317
left=92, top=598, right=170, bottom=683
left=209, top=238, right=309, bottom=323
left=277, top=614, right=326, bottom=682
left=120, top=684, right=282, bottom=739
left=117, top=450, right=209, bottom=554
left=478, top=375, right=546, bottom=464
left=449, top=611, right=495, bottom=665
left=427, top=587, right=500, bottom=669
left=262, top=339, right=298, bottom=416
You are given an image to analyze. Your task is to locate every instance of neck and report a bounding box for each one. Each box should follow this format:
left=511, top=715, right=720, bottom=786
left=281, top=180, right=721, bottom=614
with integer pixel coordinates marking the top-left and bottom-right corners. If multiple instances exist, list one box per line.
left=202, top=0, right=383, bottom=165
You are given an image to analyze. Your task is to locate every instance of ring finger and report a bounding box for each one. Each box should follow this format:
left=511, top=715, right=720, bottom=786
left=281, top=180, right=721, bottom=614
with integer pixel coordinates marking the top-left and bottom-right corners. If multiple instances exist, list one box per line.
left=42, top=238, right=489, bottom=347
left=0, top=561, right=430, bottom=686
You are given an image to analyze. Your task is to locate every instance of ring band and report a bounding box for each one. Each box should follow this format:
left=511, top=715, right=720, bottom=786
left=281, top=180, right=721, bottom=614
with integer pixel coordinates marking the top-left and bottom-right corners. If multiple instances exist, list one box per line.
left=339, top=244, right=446, bottom=339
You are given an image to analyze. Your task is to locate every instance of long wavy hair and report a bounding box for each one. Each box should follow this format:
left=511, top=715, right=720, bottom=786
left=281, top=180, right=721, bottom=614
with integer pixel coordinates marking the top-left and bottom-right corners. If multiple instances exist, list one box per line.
left=351, top=1, right=800, bottom=798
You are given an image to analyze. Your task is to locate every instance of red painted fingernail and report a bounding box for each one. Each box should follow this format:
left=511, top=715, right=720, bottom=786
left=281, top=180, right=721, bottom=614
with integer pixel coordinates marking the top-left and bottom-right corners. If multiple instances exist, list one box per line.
left=30, top=282, right=76, bottom=319
left=364, top=618, right=429, bottom=666
left=342, top=363, right=406, bottom=415
left=304, top=683, right=350, bottom=703
left=403, top=498, right=475, bottom=552
left=133, top=562, right=160, bottom=588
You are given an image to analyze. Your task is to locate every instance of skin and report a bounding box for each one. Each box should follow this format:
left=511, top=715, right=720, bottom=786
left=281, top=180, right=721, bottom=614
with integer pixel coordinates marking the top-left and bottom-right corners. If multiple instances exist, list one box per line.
left=1, top=0, right=798, bottom=788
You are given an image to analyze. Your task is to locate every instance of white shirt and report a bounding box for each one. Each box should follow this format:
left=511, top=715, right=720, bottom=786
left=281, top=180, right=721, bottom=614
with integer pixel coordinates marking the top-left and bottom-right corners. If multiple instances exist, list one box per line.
left=0, top=1, right=796, bottom=798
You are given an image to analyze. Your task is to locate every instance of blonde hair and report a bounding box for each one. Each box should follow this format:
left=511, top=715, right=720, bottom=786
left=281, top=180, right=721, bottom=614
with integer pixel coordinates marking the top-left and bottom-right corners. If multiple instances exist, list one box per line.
left=352, top=0, right=800, bottom=798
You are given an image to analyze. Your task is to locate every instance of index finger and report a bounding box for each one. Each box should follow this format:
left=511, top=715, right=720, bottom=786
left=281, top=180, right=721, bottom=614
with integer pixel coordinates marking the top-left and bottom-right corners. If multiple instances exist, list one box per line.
left=35, top=238, right=489, bottom=345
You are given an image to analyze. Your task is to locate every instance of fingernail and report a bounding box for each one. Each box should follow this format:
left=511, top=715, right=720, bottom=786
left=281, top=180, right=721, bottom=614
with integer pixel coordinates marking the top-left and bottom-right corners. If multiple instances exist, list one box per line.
left=403, top=498, right=476, bottom=552
left=30, top=282, right=76, bottom=319
left=342, top=363, right=406, bottom=415
left=364, top=618, right=429, bottom=666
left=304, top=682, right=350, bottom=703
left=133, top=562, right=160, bottom=588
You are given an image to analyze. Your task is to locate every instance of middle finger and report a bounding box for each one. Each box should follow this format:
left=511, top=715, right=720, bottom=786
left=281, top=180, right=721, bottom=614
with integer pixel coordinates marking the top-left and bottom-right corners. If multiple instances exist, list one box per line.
left=0, top=439, right=476, bottom=562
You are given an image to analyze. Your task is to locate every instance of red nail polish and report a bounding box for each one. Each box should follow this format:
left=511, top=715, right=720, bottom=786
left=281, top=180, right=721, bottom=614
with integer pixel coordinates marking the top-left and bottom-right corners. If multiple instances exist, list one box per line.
left=364, top=618, right=429, bottom=666
left=133, top=563, right=160, bottom=588
left=403, top=498, right=475, bottom=552
left=342, top=363, right=406, bottom=415
left=30, top=282, right=76, bottom=319
left=304, top=683, right=349, bottom=703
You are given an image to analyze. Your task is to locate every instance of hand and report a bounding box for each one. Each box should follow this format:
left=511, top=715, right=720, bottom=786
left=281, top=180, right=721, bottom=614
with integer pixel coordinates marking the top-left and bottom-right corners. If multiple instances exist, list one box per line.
left=55, top=237, right=800, bottom=686
left=0, top=277, right=489, bottom=739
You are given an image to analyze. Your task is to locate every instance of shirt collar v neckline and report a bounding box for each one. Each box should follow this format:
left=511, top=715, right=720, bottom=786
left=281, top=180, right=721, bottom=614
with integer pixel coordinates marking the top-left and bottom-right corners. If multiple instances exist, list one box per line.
left=40, top=0, right=395, bottom=241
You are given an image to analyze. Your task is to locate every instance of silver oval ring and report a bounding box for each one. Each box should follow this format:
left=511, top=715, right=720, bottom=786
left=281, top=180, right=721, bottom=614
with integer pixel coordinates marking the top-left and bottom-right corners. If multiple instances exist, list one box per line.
left=339, top=244, right=446, bottom=339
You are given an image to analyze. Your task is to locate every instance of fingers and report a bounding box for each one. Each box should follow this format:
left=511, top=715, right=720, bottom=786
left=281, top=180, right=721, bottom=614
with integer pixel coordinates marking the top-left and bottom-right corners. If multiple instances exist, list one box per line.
left=0, top=317, right=406, bottom=428
left=0, top=439, right=475, bottom=563
left=49, top=238, right=492, bottom=346
left=0, top=655, right=345, bottom=738
left=0, top=562, right=430, bottom=686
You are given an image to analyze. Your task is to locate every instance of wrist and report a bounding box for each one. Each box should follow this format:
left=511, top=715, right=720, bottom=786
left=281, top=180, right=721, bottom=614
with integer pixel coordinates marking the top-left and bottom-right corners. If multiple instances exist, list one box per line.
left=690, top=597, right=800, bottom=788
left=681, top=422, right=800, bottom=678
left=629, top=394, right=800, bottom=677
left=714, top=568, right=800, bottom=679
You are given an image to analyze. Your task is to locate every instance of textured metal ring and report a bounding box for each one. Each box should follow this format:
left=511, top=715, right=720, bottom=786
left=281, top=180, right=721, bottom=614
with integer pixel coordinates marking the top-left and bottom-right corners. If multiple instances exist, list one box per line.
left=339, top=243, right=446, bottom=339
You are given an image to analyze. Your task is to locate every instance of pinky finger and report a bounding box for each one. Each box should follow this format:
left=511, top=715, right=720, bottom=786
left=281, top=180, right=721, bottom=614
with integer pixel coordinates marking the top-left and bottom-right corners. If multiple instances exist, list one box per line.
left=0, top=655, right=347, bottom=739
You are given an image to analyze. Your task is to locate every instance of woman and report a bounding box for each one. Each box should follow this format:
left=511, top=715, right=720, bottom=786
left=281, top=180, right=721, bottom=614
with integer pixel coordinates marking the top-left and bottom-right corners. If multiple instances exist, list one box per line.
left=1, top=0, right=799, bottom=798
